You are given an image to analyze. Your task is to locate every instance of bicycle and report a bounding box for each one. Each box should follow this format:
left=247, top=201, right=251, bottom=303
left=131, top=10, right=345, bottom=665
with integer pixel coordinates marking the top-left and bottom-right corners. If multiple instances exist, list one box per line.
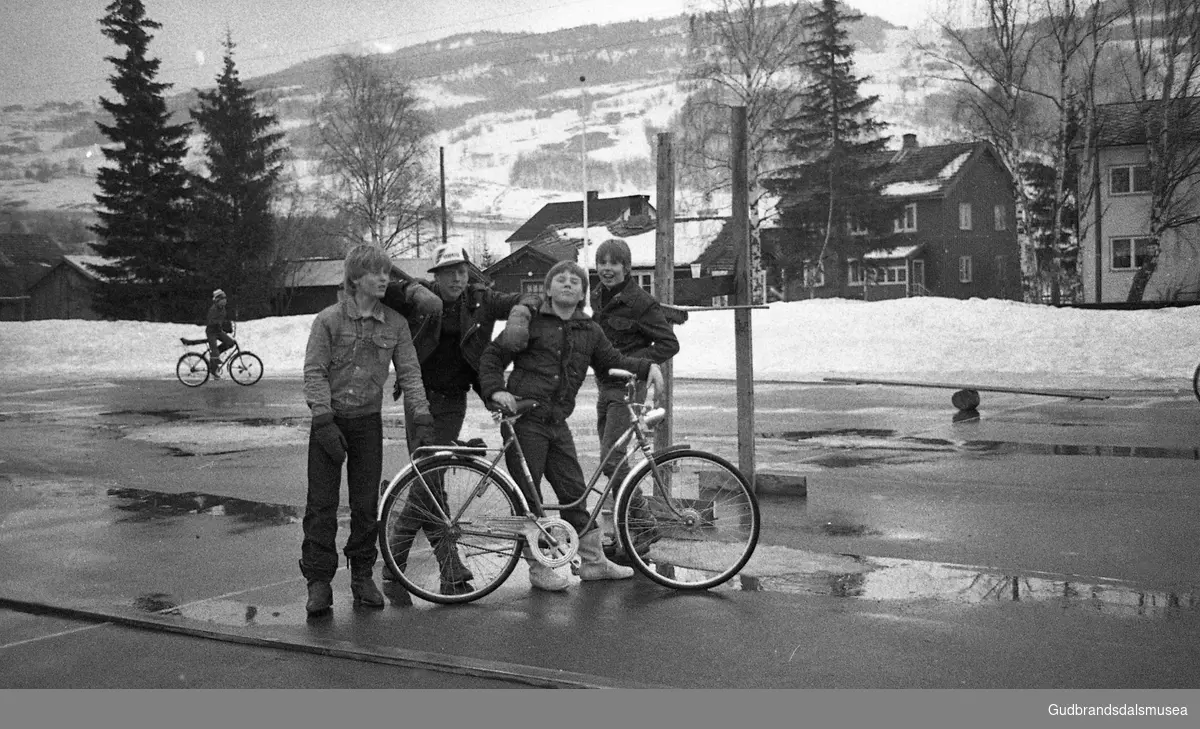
left=175, top=323, right=264, bottom=387
left=377, top=369, right=760, bottom=604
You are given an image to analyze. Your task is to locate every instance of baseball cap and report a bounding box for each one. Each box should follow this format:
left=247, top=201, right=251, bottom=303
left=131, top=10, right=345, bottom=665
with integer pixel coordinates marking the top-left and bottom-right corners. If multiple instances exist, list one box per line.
left=428, top=244, right=470, bottom=273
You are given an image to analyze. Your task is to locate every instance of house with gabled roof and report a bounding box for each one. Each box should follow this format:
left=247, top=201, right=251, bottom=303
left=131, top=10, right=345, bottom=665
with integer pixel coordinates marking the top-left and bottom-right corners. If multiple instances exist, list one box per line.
left=0, top=233, right=67, bottom=320
left=505, top=192, right=656, bottom=252
left=272, top=256, right=487, bottom=315
left=764, top=134, right=1021, bottom=301
left=485, top=218, right=725, bottom=307
left=26, top=255, right=112, bottom=320
left=1077, top=98, right=1200, bottom=303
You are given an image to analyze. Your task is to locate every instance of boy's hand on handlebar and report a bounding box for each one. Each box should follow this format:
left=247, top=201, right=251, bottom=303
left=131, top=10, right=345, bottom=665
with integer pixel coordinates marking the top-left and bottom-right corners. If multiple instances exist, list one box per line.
left=490, top=391, right=517, bottom=414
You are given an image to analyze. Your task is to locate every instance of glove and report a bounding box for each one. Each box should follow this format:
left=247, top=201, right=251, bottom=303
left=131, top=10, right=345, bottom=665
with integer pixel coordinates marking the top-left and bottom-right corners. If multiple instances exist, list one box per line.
left=496, top=304, right=531, bottom=352
left=410, top=413, right=436, bottom=450
left=393, top=378, right=402, bottom=402
left=312, top=414, right=346, bottom=463
left=407, top=282, right=443, bottom=317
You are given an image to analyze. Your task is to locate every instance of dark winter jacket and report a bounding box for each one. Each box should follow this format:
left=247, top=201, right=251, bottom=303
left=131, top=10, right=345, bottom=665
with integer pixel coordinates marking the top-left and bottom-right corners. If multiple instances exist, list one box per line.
left=382, top=280, right=539, bottom=388
left=590, top=280, right=678, bottom=388
left=478, top=301, right=652, bottom=422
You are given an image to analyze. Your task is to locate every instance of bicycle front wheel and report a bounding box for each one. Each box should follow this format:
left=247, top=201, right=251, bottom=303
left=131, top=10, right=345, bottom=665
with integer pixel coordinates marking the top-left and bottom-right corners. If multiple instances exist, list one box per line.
left=379, top=455, right=524, bottom=604
left=175, top=353, right=209, bottom=387
left=228, top=351, right=263, bottom=386
left=614, top=449, right=759, bottom=590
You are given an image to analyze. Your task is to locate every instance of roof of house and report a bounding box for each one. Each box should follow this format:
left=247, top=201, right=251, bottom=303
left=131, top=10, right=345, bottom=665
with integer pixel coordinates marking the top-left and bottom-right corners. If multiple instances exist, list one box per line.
left=0, top=233, right=66, bottom=296
left=872, top=141, right=983, bottom=199
left=280, top=256, right=488, bottom=288
left=489, top=219, right=723, bottom=274
left=506, top=194, right=654, bottom=243
left=1092, top=98, right=1200, bottom=147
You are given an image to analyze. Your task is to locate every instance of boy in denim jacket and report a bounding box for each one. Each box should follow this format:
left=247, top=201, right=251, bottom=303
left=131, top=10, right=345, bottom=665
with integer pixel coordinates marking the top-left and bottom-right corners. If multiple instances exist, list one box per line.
left=300, top=245, right=435, bottom=615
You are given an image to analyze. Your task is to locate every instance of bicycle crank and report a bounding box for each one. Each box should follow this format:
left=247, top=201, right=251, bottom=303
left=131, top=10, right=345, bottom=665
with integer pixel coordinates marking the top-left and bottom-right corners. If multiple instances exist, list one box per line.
left=523, top=517, right=579, bottom=568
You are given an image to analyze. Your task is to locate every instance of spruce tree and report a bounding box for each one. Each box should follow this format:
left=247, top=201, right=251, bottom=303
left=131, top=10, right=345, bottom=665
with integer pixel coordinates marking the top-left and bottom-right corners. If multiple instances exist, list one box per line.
left=189, top=33, right=286, bottom=319
left=91, top=0, right=193, bottom=321
left=767, top=0, right=890, bottom=286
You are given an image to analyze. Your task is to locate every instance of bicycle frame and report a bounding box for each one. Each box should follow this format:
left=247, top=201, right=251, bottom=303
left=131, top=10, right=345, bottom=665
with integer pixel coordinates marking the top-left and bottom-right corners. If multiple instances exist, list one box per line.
left=378, top=376, right=667, bottom=542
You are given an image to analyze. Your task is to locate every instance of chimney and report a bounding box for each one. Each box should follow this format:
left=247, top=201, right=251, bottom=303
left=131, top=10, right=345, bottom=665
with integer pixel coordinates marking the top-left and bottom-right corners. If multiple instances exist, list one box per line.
left=902, top=133, right=918, bottom=149
left=586, top=190, right=599, bottom=201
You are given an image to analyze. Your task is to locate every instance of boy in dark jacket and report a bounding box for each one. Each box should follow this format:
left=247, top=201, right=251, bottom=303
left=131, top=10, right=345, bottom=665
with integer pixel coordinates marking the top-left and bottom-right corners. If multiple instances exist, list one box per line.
left=205, top=289, right=236, bottom=378
left=591, top=238, right=679, bottom=561
left=479, top=260, right=664, bottom=591
left=379, top=243, right=540, bottom=595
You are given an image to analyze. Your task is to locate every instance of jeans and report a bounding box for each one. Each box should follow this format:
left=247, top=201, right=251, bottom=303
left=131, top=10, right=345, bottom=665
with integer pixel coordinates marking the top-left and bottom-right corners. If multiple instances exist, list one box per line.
left=299, top=412, right=383, bottom=582
left=207, top=330, right=236, bottom=364
left=596, top=382, right=643, bottom=485
left=505, top=416, right=591, bottom=535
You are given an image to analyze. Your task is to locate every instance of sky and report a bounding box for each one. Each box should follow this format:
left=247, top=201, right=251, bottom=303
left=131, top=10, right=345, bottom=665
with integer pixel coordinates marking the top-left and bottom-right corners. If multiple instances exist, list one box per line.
left=4, top=297, right=1199, bottom=394
left=0, top=0, right=940, bottom=108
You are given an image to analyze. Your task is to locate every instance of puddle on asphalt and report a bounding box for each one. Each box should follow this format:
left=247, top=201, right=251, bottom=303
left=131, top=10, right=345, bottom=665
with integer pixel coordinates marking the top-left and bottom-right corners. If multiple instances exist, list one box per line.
left=767, top=429, right=1200, bottom=461
left=107, top=487, right=302, bottom=528
left=730, top=555, right=1199, bottom=620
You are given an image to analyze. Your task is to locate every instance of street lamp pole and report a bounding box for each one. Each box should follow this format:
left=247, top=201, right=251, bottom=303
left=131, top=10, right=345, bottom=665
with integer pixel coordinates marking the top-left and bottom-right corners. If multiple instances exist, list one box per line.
left=580, top=74, right=591, bottom=314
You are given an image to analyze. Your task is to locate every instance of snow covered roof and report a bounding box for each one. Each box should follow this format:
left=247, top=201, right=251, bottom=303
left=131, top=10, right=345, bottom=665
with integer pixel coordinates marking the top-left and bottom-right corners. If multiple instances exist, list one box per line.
left=548, top=219, right=722, bottom=267
left=863, top=244, right=924, bottom=260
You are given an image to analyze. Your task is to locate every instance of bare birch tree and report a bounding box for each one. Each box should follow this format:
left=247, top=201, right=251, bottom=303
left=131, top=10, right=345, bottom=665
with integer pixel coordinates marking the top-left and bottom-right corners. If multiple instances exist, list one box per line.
left=313, top=54, right=438, bottom=253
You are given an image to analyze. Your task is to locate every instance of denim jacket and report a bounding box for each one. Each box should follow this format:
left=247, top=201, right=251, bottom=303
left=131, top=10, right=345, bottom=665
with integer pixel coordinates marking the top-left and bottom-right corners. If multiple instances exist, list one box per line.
left=303, top=297, right=430, bottom=421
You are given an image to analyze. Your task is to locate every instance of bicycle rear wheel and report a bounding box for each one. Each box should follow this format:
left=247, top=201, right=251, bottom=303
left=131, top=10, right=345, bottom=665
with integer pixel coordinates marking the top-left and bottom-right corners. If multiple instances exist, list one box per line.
left=227, top=351, right=263, bottom=385
left=614, top=449, right=759, bottom=590
left=175, top=353, right=209, bottom=387
left=378, top=455, right=524, bottom=604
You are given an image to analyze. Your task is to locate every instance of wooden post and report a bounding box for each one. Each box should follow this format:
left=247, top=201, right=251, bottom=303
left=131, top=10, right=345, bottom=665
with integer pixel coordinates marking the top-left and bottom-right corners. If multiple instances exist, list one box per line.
left=731, top=106, right=756, bottom=492
left=440, top=147, right=448, bottom=246
left=654, top=132, right=675, bottom=454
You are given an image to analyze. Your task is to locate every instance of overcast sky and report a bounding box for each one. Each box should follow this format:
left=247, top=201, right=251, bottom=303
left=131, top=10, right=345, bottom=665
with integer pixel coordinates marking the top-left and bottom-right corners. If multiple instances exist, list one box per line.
left=0, top=0, right=939, bottom=108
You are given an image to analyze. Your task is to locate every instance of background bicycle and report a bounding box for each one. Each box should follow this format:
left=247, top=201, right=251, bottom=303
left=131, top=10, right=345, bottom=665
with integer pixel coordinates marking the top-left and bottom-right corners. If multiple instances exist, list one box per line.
left=377, top=371, right=759, bottom=604
left=175, top=323, right=263, bottom=387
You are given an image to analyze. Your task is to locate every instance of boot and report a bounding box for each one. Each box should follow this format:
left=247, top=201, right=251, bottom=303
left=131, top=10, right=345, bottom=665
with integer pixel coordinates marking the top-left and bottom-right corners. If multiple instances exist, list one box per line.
left=350, top=567, right=385, bottom=608
left=523, top=546, right=569, bottom=592
left=574, top=530, right=633, bottom=581
left=305, top=580, right=332, bottom=615
left=208, top=356, right=221, bottom=378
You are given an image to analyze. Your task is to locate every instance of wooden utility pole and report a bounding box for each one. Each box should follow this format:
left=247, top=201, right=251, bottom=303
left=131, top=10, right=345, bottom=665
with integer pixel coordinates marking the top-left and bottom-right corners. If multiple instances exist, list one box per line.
left=654, top=132, right=675, bottom=453
left=440, top=147, right=448, bottom=246
left=731, top=106, right=756, bottom=491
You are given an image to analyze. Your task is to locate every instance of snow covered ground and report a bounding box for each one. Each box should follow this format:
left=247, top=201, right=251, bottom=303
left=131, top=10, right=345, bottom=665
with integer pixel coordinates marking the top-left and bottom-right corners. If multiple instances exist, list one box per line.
left=3, top=297, right=1199, bottom=392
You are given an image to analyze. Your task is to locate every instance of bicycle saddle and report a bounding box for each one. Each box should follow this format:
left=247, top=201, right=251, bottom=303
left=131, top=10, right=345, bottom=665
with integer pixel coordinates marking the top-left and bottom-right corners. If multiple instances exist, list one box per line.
left=180, top=337, right=208, bottom=346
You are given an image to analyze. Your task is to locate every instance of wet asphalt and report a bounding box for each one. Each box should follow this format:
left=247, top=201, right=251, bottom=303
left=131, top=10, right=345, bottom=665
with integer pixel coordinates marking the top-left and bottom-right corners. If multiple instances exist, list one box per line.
left=1, top=376, right=1199, bottom=688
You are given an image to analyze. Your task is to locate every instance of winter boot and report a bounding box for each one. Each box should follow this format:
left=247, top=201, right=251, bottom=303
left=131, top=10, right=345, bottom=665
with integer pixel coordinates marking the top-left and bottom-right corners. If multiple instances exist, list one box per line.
left=350, top=567, right=385, bottom=608
left=522, top=546, right=569, bottom=592
left=208, top=355, right=221, bottom=378
left=305, top=580, right=333, bottom=615
left=574, top=529, right=634, bottom=581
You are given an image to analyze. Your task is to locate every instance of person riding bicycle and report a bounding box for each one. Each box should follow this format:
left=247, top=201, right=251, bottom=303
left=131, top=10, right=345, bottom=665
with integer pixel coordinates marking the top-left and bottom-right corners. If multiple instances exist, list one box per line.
left=591, top=238, right=679, bottom=563
left=379, top=243, right=542, bottom=596
left=478, top=259, right=664, bottom=592
left=206, top=289, right=236, bottom=378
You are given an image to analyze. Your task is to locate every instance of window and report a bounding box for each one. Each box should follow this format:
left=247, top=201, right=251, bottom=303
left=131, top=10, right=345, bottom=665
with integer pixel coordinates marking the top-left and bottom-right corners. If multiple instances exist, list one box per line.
left=634, top=272, right=654, bottom=295
left=894, top=203, right=917, bottom=232
left=959, top=202, right=973, bottom=230
left=1109, top=164, right=1151, bottom=195
left=994, top=204, right=1007, bottom=231
left=847, top=259, right=865, bottom=285
left=803, top=260, right=825, bottom=287
left=847, top=215, right=869, bottom=236
left=879, top=263, right=908, bottom=285
left=959, top=256, right=973, bottom=283
left=521, top=281, right=544, bottom=295
left=1111, top=237, right=1156, bottom=270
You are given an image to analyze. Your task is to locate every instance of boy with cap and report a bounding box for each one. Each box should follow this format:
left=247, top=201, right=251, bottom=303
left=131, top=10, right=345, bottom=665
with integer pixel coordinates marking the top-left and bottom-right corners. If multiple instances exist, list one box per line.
left=380, top=243, right=541, bottom=595
left=478, top=259, right=664, bottom=591
left=205, top=289, right=236, bottom=378
left=300, top=245, right=435, bottom=615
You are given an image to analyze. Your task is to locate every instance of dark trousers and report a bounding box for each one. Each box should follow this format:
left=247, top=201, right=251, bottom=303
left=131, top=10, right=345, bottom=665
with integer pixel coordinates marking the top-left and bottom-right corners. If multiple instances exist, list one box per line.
left=206, top=328, right=235, bottom=363
left=505, top=417, right=591, bottom=535
left=395, top=389, right=472, bottom=582
left=300, top=412, right=383, bottom=582
left=596, top=382, right=642, bottom=484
